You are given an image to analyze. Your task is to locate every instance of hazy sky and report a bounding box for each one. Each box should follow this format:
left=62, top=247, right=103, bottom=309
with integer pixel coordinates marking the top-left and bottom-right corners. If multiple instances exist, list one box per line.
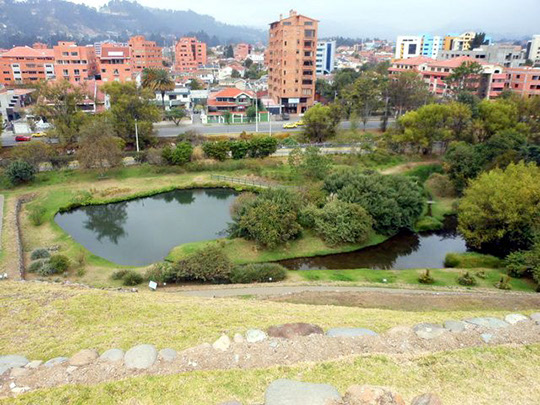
left=72, top=0, right=539, bottom=39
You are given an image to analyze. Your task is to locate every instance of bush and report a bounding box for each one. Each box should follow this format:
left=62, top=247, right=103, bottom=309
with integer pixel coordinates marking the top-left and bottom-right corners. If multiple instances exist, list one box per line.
left=36, top=261, right=55, bottom=276
left=121, top=270, right=143, bottom=286
left=176, top=245, right=233, bottom=283
left=457, top=271, right=477, bottom=286
left=247, top=136, right=278, bottom=158
left=504, top=251, right=531, bottom=278
left=418, top=269, right=435, bottom=284
left=30, top=248, right=50, bottom=260
left=425, top=173, right=456, bottom=198
left=415, top=216, right=443, bottom=232
left=444, top=253, right=459, bottom=268
left=444, top=252, right=502, bottom=269
left=28, top=259, right=49, bottom=273
left=202, top=141, right=230, bottom=161
left=28, top=204, right=47, bottom=226
left=229, top=140, right=250, bottom=160
left=111, top=269, right=129, bottom=280
left=145, top=148, right=164, bottom=165
left=5, top=160, right=36, bottom=186
left=298, top=204, right=319, bottom=229
left=229, top=263, right=287, bottom=284
left=165, top=142, right=193, bottom=165
left=495, top=275, right=512, bottom=290
left=48, top=254, right=70, bottom=273
left=145, top=262, right=176, bottom=283
left=313, top=200, right=373, bottom=246
left=405, top=164, right=443, bottom=183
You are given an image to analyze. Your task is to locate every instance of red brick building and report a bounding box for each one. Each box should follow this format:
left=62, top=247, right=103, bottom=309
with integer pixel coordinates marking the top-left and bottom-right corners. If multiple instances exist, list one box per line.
left=53, top=41, right=97, bottom=84
left=97, top=43, right=132, bottom=82
left=504, top=67, right=540, bottom=97
left=128, top=35, right=163, bottom=73
left=174, top=37, right=207, bottom=72
left=0, top=45, right=55, bottom=85
left=234, top=43, right=252, bottom=61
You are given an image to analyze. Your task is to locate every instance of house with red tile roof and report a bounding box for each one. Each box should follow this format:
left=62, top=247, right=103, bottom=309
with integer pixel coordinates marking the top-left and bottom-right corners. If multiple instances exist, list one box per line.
left=0, top=45, right=55, bottom=85
left=206, top=88, right=268, bottom=123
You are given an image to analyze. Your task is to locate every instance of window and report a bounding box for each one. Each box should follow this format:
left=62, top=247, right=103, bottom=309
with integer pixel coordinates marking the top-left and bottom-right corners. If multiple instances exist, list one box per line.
left=304, top=30, right=315, bottom=38
left=305, top=21, right=313, bottom=26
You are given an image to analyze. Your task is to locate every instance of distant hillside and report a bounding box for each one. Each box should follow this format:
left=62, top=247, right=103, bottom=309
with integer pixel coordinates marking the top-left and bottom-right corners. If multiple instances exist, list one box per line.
left=0, top=0, right=267, bottom=48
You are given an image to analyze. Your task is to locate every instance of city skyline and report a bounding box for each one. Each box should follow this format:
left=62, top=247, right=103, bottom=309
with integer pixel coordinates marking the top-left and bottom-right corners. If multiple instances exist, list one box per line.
left=70, top=0, right=539, bottom=39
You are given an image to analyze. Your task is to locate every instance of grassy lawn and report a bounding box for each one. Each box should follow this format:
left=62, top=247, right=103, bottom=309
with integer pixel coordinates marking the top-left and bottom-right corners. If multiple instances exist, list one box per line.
left=1, top=281, right=537, bottom=361
left=5, top=345, right=539, bottom=405
left=291, top=268, right=536, bottom=292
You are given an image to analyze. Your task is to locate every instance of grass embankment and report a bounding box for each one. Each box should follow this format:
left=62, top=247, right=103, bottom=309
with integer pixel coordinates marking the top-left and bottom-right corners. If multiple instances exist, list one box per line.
left=444, top=252, right=503, bottom=269
left=291, top=268, right=535, bottom=292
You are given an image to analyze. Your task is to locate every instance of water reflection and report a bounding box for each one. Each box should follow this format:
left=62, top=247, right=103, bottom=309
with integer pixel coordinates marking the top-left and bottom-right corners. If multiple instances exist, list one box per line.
left=83, top=202, right=128, bottom=244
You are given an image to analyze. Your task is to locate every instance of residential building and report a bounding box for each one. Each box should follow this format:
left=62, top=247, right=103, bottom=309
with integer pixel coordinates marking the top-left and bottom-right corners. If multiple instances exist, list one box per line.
left=154, top=85, right=191, bottom=110
left=174, top=37, right=207, bottom=72
left=442, top=32, right=492, bottom=51
left=0, top=88, right=35, bottom=122
left=420, top=35, right=443, bottom=58
left=234, top=43, right=252, bottom=61
left=316, top=40, right=336, bottom=75
left=53, top=41, right=97, bottom=84
left=0, top=45, right=55, bottom=85
left=505, top=67, right=540, bottom=97
left=128, top=35, right=163, bottom=73
left=206, top=87, right=268, bottom=123
left=268, top=10, right=318, bottom=114
left=439, top=44, right=525, bottom=68
left=97, top=43, right=132, bottom=82
left=525, top=35, right=540, bottom=66
left=395, top=35, right=422, bottom=59
left=396, top=32, right=491, bottom=60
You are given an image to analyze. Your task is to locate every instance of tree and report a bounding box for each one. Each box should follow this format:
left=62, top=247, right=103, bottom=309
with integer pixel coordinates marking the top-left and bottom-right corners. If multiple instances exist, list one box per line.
left=244, top=58, right=253, bottom=69
left=102, top=82, right=160, bottom=147
left=10, top=142, right=55, bottom=167
left=387, top=71, right=431, bottom=117
left=202, top=141, right=229, bottom=161
left=5, top=160, right=36, bottom=185
left=443, top=141, right=482, bottom=194
left=303, top=103, right=341, bottom=143
left=221, top=110, right=232, bottom=125
left=33, top=80, right=88, bottom=144
left=231, top=69, right=241, bottom=78
left=224, top=45, right=234, bottom=58
left=458, top=162, right=540, bottom=254
left=470, top=33, right=488, bottom=50
left=288, top=146, right=332, bottom=180
left=476, top=99, right=519, bottom=140
left=165, top=107, right=187, bottom=126
left=246, top=106, right=257, bottom=123
left=141, top=68, right=175, bottom=110
left=78, top=116, right=123, bottom=176
left=188, top=79, right=203, bottom=90
left=343, top=71, right=384, bottom=130
left=445, top=61, right=484, bottom=97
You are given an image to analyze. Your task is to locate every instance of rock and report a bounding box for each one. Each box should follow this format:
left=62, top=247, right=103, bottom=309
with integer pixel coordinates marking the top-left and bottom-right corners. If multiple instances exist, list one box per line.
left=504, top=314, right=528, bottom=325
left=69, top=349, right=99, bottom=366
left=267, top=323, right=324, bottom=339
left=43, top=357, right=69, bottom=368
left=158, top=348, right=177, bottom=362
left=265, top=379, right=341, bottom=405
left=11, top=386, right=30, bottom=394
left=10, top=367, right=29, bottom=378
left=465, top=317, right=509, bottom=329
left=413, top=323, right=446, bottom=339
left=124, top=344, right=158, bottom=370
left=0, top=355, right=29, bottom=371
left=443, top=320, right=466, bottom=333
left=66, top=366, right=78, bottom=374
left=530, top=313, right=540, bottom=324
left=0, top=365, right=10, bottom=376
left=481, top=333, right=493, bottom=343
left=340, top=385, right=406, bottom=405
left=9, top=382, right=16, bottom=389
left=326, top=328, right=379, bottom=338
left=385, top=326, right=411, bottom=336
left=411, top=393, right=443, bottom=405
left=25, top=360, right=43, bottom=369
left=99, top=349, right=125, bottom=363
left=233, top=333, right=244, bottom=343
left=246, top=329, right=267, bottom=343
left=213, top=335, right=232, bottom=352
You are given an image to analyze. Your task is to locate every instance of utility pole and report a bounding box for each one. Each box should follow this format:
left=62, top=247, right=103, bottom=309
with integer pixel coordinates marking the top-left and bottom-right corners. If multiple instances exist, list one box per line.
left=135, top=119, right=140, bottom=153
left=255, top=93, right=259, bottom=133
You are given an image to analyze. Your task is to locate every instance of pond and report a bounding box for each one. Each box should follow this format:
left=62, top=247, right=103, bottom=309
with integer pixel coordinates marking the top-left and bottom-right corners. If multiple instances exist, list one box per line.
left=55, top=188, right=238, bottom=266
left=279, top=216, right=467, bottom=270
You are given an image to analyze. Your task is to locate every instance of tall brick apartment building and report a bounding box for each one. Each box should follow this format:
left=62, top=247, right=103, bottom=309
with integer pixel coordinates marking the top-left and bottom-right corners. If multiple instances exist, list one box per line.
left=174, top=37, right=207, bottom=72
left=128, top=36, right=163, bottom=73
left=268, top=10, right=318, bottom=114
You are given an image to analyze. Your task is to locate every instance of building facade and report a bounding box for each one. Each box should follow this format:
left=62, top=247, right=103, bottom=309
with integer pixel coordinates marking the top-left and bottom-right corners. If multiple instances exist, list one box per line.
left=395, top=36, right=422, bottom=59
left=174, top=37, right=207, bottom=72
left=268, top=10, right=318, bottom=114
left=97, top=43, right=132, bottom=82
left=439, top=44, right=525, bottom=68
left=53, top=41, right=97, bottom=84
left=0, top=46, right=55, bottom=85
left=525, top=35, right=540, bottom=66
left=234, top=43, right=252, bottom=61
left=128, top=36, right=163, bottom=73
left=505, top=67, right=540, bottom=97
left=420, top=35, right=443, bottom=58
left=316, top=40, right=336, bottom=75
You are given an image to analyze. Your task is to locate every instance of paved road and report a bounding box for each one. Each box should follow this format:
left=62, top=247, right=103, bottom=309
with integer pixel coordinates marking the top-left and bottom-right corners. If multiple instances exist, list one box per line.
left=175, top=285, right=525, bottom=298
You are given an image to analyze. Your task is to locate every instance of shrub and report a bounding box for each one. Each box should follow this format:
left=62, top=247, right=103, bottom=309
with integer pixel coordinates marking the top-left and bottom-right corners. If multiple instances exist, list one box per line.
left=415, top=216, right=443, bottom=232
left=425, top=173, right=456, bottom=198
left=111, top=269, right=129, bottom=280
left=298, top=204, right=319, bottom=229
left=495, top=275, right=512, bottom=290
left=247, top=136, right=278, bottom=158
left=444, top=253, right=459, bottom=268
left=202, top=141, right=230, bottom=161
left=28, top=204, right=47, bottom=226
left=28, top=259, right=49, bottom=273
left=504, top=251, right=530, bottom=278
left=229, top=263, right=287, bottom=284
left=121, top=270, right=143, bottom=286
left=30, top=248, right=50, bottom=260
left=313, top=200, right=373, bottom=246
left=5, top=160, right=35, bottom=186
left=176, top=245, right=233, bottom=283
left=48, top=254, right=70, bottom=273
left=36, top=262, right=55, bottom=276
left=75, top=249, right=87, bottom=267
left=418, top=269, right=435, bottom=284
left=444, top=252, right=502, bottom=269
left=457, top=271, right=477, bottom=286
left=405, top=164, right=444, bottom=183
left=145, top=262, right=176, bottom=283
left=167, top=142, right=193, bottom=165
left=229, top=140, right=250, bottom=160
left=145, top=148, right=164, bottom=165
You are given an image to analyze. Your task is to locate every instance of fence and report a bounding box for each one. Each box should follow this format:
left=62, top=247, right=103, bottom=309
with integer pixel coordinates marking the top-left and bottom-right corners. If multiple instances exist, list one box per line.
left=210, top=174, right=295, bottom=189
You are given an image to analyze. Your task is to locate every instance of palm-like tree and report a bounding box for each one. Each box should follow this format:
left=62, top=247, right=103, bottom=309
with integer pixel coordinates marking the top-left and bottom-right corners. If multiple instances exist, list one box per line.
left=142, top=68, right=175, bottom=110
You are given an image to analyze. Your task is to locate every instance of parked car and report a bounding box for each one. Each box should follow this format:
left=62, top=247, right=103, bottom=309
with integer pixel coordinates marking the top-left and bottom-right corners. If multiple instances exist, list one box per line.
left=283, top=122, right=298, bottom=129
left=281, top=113, right=290, bottom=121
left=296, top=120, right=305, bottom=126
left=32, top=132, right=46, bottom=137
left=15, top=135, right=32, bottom=142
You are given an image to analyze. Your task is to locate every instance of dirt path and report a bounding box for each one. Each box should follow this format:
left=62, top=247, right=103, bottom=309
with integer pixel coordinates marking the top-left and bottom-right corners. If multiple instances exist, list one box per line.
left=380, top=160, right=439, bottom=175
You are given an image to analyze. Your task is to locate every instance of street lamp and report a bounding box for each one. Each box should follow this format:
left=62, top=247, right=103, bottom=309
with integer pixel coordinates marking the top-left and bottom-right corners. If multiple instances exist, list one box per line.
left=135, top=119, right=140, bottom=153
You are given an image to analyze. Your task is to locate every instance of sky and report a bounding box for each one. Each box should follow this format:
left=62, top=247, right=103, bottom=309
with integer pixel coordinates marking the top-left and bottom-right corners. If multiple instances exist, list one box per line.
left=71, top=0, right=539, bottom=39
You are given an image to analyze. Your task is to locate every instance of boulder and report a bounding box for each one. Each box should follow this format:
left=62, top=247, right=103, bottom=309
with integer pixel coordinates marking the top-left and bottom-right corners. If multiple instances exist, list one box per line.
left=233, top=333, right=244, bottom=343
left=411, top=393, right=443, bottom=405
left=44, top=357, right=69, bottom=368
left=326, top=328, right=379, bottom=338
left=159, top=348, right=177, bottom=362
left=25, top=360, right=43, bottom=369
left=0, top=355, right=29, bottom=370
left=69, top=349, right=99, bottom=366
left=99, top=348, right=125, bottom=363
left=10, top=367, right=29, bottom=378
left=124, top=344, right=158, bottom=370
left=530, top=313, right=540, bottom=324
left=267, top=323, right=324, bottom=339
left=481, top=333, right=494, bottom=343
left=443, top=320, right=466, bottom=333
left=340, top=385, right=406, bottom=405
left=413, top=323, right=446, bottom=339
left=265, top=379, right=341, bottom=405
left=213, top=335, right=231, bottom=352
left=246, top=329, right=267, bottom=343
left=465, top=317, right=509, bottom=329
left=504, top=314, right=528, bottom=325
